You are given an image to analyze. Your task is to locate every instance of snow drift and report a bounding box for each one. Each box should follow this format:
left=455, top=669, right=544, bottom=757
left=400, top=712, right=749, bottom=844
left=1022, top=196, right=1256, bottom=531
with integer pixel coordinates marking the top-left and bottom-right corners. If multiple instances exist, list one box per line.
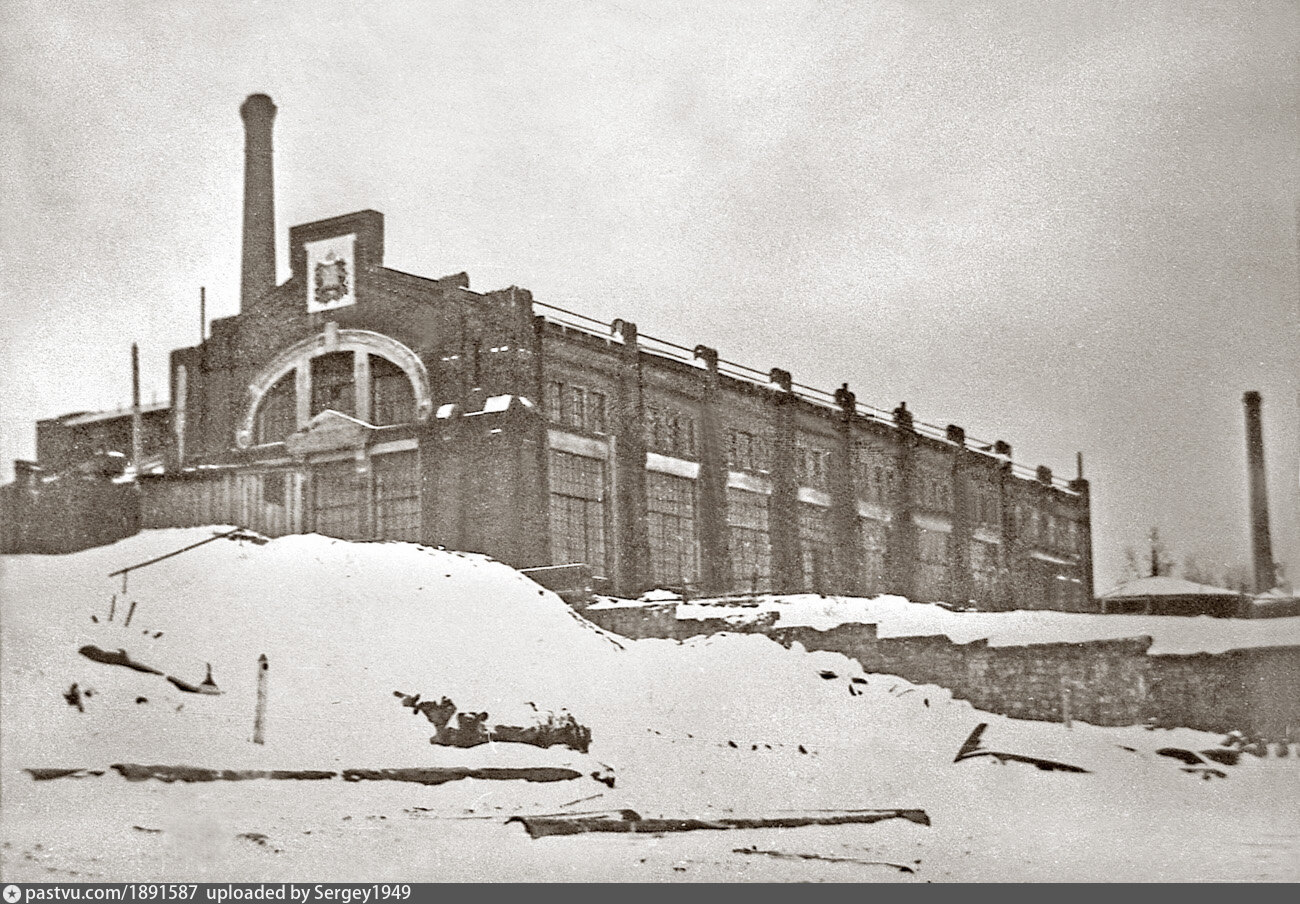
left=3, top=528, right=1298, bottom=881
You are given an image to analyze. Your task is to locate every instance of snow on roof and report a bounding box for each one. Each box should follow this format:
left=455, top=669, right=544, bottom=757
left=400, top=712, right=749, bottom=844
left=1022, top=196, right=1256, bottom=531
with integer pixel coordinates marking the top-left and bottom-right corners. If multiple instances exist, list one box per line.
left=59, top=401, right=169, bottom=426
left=1097, top=576, right=1243, bottom=599
left=481, top=394, right=513, bottom=413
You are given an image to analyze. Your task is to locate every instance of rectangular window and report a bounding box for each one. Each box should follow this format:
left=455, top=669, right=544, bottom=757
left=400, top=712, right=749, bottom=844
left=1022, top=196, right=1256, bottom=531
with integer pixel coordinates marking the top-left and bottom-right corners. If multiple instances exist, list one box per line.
left=726, top=429, right=771, bottom=473
left=727, top=488, right=771, bottom=592
left=970, top=539, right=999, bottom=604
left=565, top=386, right=586, bottom=428
left=860, top=518, right=889, bottom=595
left=916, top=528, right=950, bottom=602
left=587, top=391, right=607, bottom=433
left=546, top=381, right=564, bottom=423
left=547, top=381, right=609, bottom=434
left=646, top=470, right=698, bottom=588
left=797, top=445, right=830, bottom=491
left=374, top=451, right=421, bottom=542
left=646, top=404, right=698, bottom=458
left=548, top=450, right=607, bottom=575
left=799, top=503, right=832, bottom=593
left=854, top=444, right=889, bottom=504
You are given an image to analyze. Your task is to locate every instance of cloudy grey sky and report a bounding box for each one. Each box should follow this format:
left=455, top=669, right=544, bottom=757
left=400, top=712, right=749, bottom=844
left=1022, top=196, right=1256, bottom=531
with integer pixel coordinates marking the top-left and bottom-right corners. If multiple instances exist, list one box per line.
left=2, top=0, right=1297, bottom=591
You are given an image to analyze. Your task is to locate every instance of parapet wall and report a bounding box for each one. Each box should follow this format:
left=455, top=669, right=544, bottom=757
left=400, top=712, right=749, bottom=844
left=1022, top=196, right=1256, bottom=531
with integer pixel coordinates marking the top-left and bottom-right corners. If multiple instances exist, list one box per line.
left=584, top=604, right=1300, bottom=741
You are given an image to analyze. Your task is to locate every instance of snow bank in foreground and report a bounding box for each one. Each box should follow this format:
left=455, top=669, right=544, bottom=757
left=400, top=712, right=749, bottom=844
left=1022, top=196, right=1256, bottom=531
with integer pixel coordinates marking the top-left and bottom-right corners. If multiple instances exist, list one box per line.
left=662, top=595, right=1300, bottom=655
left=3, top=529, right=1298, bottom=881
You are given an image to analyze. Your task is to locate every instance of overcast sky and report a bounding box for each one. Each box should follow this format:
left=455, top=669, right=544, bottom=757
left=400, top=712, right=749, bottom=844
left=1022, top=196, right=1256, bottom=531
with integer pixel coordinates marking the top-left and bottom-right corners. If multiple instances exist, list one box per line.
left=2, top=0, right=1297, bottom=591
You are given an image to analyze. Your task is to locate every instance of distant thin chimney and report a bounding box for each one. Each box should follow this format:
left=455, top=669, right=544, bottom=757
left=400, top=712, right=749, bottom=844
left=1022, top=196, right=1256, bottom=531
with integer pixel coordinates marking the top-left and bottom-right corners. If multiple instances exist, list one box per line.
left=1243, top=391, right=1276, bottom=592
left=131, top=343, right=143, bottom=468
left=240, top=93, right=277, bottom=311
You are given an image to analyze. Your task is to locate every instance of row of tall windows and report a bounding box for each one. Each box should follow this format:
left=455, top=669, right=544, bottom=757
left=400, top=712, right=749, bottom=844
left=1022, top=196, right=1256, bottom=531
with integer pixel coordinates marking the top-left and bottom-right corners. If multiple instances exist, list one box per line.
left=1013, top=504, right=1080, bottom=551
left=542, top=453, right=1074, bottom=599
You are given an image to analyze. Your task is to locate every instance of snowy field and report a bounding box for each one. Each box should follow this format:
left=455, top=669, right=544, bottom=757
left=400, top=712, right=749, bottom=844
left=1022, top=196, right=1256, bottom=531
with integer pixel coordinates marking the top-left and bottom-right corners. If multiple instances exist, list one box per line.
left=2, top=529, right=1297, bottom=882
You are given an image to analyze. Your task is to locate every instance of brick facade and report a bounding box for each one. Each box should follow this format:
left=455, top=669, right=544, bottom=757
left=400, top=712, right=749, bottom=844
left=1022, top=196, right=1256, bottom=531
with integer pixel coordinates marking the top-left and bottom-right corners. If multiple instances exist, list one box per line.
left=3, top=96, right=1096, bottom=612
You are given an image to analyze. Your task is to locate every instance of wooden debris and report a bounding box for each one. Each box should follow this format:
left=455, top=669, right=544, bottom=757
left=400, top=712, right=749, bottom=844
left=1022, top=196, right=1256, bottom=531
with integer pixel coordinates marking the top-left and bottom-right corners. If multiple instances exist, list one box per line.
left=954, top=723, right=1090, bottom=773
left=77, top=645, right=162, bottom=675
left=732, top=847, right=917, bottom=872
left=508, top=808, right=929, bottom=839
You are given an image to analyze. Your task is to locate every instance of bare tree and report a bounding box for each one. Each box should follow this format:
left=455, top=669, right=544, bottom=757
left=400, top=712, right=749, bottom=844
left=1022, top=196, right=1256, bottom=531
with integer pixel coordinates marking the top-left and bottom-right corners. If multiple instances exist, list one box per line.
left=1146, top=527, right=1174, bottom=577
left=1122, top=545, right=1143, bottom=581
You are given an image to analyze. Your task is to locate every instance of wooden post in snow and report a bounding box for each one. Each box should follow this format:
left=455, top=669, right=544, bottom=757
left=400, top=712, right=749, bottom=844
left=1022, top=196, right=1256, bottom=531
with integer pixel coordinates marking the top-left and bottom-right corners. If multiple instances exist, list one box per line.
left=253, top=653, right=268, bottom=745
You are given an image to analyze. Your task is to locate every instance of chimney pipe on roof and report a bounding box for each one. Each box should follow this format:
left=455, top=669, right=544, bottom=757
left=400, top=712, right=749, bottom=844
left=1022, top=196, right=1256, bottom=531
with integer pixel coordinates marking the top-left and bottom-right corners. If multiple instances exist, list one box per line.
left=1243, top=391, right=1276, bottom=593
left=240, top=93, right=277, bottom=311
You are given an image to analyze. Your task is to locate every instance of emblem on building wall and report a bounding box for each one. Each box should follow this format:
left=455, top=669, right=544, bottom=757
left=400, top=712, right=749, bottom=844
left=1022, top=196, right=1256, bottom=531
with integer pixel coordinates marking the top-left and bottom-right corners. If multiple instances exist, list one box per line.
left=315, top=252, right=349, bottom=305
left=305, top=233, right=357, bottom=312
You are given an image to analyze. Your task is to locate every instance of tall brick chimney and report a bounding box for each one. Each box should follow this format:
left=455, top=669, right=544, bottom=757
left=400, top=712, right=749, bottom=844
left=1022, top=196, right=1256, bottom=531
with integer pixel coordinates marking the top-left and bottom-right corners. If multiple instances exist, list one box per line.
left=239, top=93, right=277, bottom=311
left=1243, top=391, right=1276, bottom=592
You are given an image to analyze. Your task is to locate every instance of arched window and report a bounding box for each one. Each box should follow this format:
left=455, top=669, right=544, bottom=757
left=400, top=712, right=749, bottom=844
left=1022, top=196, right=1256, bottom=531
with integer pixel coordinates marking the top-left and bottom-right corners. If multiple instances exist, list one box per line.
left=237, top=328, right=433, bottom=449
left=255, top=373, right=296, bottom=445
left=311, top=352, right=355, bottom=417
left=370, top=354, right=415, bottom=426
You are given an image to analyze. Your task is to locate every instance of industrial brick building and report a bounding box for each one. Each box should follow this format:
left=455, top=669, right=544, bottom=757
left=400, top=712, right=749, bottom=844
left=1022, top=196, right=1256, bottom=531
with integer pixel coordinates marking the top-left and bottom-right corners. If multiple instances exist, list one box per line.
left=3, top=94, right=1095, bottom=609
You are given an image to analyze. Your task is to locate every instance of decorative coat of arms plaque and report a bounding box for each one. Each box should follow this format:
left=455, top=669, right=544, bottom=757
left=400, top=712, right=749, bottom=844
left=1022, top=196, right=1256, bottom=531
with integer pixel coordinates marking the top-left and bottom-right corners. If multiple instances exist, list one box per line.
left=315, top=252, right=349, bottom=305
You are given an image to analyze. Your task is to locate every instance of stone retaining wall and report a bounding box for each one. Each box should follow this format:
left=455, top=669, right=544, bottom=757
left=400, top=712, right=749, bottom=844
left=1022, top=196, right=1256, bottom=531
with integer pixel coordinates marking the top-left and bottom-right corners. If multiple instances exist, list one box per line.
left=584, top=604, right=1300, bottom=741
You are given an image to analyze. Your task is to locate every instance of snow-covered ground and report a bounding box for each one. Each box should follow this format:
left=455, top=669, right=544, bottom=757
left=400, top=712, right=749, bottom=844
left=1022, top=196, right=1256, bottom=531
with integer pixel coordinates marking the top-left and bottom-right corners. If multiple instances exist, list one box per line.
left=2, top=529, right=1297, bottom=882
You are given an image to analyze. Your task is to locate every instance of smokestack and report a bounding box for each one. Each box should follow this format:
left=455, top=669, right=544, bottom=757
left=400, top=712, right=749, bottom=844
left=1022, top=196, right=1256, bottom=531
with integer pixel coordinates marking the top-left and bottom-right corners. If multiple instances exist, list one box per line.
left=1243, top=391, right=1276, bottom=592
left=131, top=343, right=143, bottom=469
left=239, top=93, right=277, bottom=311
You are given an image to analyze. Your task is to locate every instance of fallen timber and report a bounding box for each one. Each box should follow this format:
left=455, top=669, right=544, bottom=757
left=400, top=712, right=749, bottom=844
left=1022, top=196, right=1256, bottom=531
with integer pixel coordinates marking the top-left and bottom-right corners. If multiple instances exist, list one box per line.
left=509, top=808, right=929, bottom=838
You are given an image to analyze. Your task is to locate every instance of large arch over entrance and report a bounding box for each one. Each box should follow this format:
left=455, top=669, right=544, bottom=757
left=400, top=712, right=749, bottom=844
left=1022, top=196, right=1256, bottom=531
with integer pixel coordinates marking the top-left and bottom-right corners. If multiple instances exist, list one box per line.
left=237, top=326, right=432, bottom=448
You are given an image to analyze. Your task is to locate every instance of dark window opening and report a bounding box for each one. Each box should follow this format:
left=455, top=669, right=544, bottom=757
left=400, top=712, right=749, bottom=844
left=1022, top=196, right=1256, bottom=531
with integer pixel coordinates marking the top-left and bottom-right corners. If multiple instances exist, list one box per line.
left=254, top=374, right=296, bottom=445
left=370, top=355, right=416, bottom=426
left=311, top=352, right=355, bottom=418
